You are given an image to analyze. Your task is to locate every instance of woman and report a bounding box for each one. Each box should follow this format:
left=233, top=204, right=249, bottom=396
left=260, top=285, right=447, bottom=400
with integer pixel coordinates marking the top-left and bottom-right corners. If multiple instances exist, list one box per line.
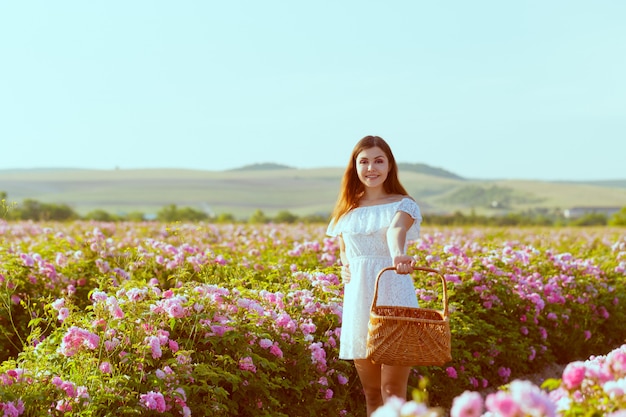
left=327, top=135, right=422, bottom=416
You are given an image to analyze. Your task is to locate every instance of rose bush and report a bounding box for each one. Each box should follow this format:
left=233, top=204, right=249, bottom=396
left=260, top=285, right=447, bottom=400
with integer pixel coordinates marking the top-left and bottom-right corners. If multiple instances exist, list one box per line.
left=371, top=343, right=626, bottom=417
left=0, top=221, right=625, bottom=416
left=411, top=228, right=626, bottom=406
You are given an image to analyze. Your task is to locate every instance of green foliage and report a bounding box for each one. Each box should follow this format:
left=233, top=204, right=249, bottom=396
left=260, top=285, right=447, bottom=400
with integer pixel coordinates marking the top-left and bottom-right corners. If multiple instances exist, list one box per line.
left=0, top=221, right=355, bottom=415
left=1, top=223, right=625, bottom=415
left=215, top=213, right=236, bottom=223
left=156, top=204, right=209, bottom=222
left=2, top=195, right=623, bottom=227
left=571, top=212, right=608, bottom=226
left=300, top=213, right=330, bottom=224
left=125, top=211, right=147, bottom=222
left=0, top=191, right=15, bottom=219
left=423, top=208, right=566, bottom=227
left=274, top=210, right=298, bottom=224
left=406, top=227, right=626, bottom=407
left=9, top=198, right=79, bottom=221
left=608, top=206, right=626, bottom=226
left=84, top=209, right=118, bottom=222
left=248, top=209, right=269, bottom=224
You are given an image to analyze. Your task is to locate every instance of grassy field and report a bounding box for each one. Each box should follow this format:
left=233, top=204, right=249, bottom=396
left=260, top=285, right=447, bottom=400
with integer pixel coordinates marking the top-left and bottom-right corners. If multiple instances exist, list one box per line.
left=2, top=167, right=626, bottom=219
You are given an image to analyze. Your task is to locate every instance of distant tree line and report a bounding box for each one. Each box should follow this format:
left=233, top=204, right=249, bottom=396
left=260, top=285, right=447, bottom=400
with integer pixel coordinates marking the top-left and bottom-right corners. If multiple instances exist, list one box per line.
left=424, top=208, right=626, bottom=227
left=2, top=192, right=626, bottom=226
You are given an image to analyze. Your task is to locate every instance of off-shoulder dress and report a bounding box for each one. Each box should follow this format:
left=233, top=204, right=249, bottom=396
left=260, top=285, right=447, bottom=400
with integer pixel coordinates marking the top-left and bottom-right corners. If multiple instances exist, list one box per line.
left=326, top=197, right=422, bottom=360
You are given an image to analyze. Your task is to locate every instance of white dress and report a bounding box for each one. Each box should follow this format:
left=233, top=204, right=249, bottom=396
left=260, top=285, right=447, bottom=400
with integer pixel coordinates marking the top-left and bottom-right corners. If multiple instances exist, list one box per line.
left=326, top=197, right=422, bottom=360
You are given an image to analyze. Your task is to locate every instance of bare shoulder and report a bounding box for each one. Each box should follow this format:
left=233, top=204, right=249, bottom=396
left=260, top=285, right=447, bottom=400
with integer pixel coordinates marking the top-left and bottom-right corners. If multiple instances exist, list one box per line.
left=393, top=194, right=416, bottom=203
left=382, top=194, right=415, bottom=206
left=359, top=194, right=415, bottom=207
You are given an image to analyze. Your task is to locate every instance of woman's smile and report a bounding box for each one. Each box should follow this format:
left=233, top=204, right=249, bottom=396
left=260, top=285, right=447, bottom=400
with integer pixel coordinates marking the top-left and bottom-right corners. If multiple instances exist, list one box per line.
left=356, top=146, right=390, bottom=188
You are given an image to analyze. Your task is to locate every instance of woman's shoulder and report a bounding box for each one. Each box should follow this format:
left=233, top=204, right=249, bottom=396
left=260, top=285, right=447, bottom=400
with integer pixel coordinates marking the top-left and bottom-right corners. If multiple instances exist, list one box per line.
left=391, top=194, right=416, bottom=204
left=396, top=195, right=417, bottom=205
left=357, top=194, right=414, bottom=208
left=327, top=195, right=421, bottom=237
left=354, top=195, right=420, bottom=219
left=394, top=196, right=421, bottom=218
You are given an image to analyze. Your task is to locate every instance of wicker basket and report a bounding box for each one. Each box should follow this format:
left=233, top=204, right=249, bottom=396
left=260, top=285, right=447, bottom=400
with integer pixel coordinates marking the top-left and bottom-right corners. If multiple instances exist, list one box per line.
left=366, top=266, right=451, bottom=367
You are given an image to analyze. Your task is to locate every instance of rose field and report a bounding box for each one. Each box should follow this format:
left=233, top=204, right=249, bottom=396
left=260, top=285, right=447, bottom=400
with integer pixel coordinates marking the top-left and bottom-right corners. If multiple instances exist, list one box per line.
left=1, top=220, right=626, bottom=416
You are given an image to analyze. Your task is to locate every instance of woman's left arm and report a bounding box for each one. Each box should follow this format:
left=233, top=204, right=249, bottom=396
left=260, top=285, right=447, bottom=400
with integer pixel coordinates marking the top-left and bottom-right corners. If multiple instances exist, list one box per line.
left=387, top=211, right=416, bottom=274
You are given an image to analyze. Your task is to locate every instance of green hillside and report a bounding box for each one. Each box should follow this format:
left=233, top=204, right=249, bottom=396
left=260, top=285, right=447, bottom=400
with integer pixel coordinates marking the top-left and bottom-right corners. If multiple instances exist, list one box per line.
left=1, top=167, right=626, bottom=219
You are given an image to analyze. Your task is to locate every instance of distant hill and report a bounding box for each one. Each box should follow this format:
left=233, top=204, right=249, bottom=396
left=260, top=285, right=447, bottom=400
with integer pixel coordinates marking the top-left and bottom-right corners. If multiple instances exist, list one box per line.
left=397, top=163, right=464, bottom=180
left=436, top=184, right=544, bottom=209
left=0, top=168, right=90, bottom=174
left=1, top=167, right=625, bottom=219
left=229, top=163, right=295, bottom=171
left=561, top=180, right=626, bottom=189
left=230, top=162, right=463, bottom=179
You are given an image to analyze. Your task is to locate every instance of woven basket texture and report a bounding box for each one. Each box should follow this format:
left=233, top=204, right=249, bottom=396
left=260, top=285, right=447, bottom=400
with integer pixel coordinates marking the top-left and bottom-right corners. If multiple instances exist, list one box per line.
left=366, top=267, right=452, bottom=366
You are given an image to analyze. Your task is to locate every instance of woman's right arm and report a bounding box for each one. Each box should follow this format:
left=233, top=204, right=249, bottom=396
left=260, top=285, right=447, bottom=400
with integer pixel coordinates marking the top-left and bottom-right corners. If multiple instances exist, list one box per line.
left=338, top=235, right=351, bottom=283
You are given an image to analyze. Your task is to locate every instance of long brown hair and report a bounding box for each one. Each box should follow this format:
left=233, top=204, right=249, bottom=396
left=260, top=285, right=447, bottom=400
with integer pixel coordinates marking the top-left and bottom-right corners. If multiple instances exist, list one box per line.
left=330, top=135, right=408, bottom=223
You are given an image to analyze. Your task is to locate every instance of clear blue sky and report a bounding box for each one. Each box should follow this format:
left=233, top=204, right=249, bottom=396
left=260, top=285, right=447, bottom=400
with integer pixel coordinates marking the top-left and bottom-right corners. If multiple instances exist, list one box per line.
left=1, top=1, right=624, bottom=180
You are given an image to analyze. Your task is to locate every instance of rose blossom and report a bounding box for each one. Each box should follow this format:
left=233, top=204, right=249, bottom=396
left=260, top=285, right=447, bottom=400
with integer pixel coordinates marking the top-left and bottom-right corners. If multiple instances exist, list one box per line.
left=450, top=390, right=483, bottom=417
left=562, top=361, right=586, bottom=390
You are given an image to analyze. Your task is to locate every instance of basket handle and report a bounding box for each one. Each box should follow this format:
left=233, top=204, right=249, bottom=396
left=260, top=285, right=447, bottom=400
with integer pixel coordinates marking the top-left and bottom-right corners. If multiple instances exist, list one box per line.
left=370, top=266, right=449, bottom=317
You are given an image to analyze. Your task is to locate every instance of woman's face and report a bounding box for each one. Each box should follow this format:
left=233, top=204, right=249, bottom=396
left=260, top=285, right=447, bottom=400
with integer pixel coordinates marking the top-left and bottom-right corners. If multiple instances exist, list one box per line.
left=355, top=146, right=390, bottom=189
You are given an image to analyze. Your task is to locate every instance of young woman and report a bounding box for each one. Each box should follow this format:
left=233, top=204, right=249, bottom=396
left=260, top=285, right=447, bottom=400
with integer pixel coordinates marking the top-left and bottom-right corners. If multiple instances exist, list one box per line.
left=327, top=135, right=422, bottom=416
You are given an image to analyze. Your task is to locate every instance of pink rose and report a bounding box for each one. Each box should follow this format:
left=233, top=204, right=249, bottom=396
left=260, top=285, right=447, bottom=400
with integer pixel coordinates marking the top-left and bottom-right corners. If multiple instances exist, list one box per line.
left=446, top=366, right=458, bottom=379
left=562, top=361, right=586, bottom=390
left=450, top=390, right=483, bottom=417
left=485, top=391, right=520, bottom=417
left=99, top=361, right=112, bottom=374
left=239, top=357, right=257, bottom=373
left=140, top=391, right=166, bottom=412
